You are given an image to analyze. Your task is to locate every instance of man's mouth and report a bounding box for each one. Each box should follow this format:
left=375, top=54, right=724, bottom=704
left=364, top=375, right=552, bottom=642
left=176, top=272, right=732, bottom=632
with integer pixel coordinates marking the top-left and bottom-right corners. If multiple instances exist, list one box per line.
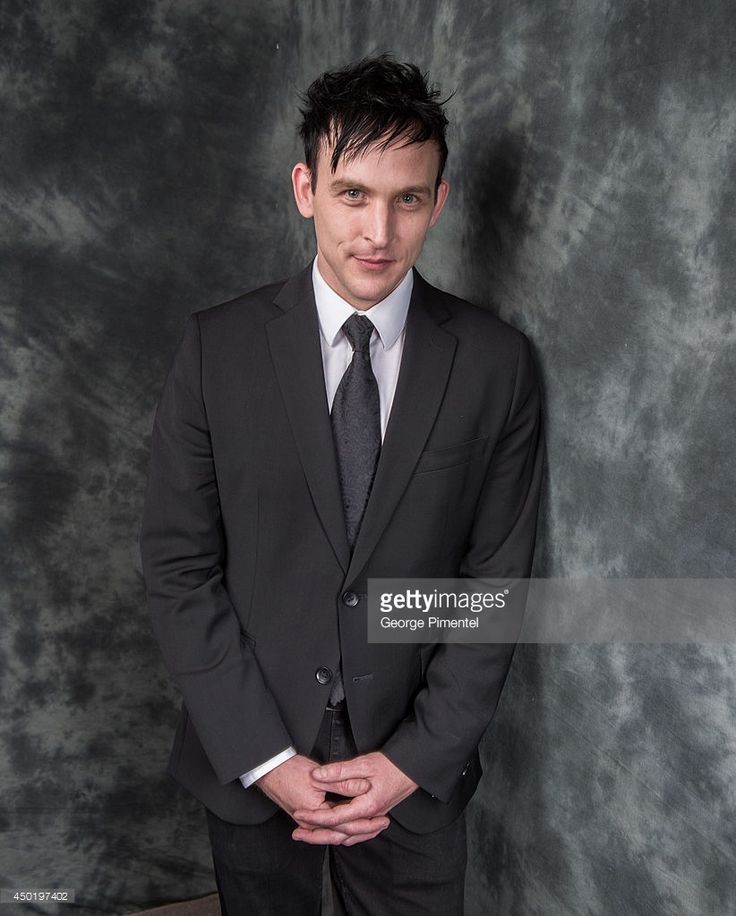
left=354, top=256, right=394, bottom=269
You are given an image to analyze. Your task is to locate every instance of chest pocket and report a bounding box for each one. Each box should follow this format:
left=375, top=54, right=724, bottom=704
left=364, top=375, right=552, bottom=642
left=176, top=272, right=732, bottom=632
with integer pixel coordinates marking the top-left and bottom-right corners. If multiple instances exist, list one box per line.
left=413, top=436, right=487, bottom=474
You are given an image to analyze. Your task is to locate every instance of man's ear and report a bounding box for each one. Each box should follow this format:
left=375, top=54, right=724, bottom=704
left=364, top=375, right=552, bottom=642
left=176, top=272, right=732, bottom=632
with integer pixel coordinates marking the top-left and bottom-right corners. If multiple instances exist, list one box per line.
left=292, top=163, right=314, bottom=218
left=428, top=178, right=450, bottom=228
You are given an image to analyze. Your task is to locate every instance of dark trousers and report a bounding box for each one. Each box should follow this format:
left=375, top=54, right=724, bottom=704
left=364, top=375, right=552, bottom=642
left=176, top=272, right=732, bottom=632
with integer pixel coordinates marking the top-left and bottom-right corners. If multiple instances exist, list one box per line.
left=206, top=704, right=467, bottom=915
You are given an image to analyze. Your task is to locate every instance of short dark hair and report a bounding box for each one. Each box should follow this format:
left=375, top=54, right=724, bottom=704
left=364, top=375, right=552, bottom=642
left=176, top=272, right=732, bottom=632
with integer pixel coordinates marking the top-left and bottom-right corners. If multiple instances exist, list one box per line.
left=298, top=54, right=449, bottom=190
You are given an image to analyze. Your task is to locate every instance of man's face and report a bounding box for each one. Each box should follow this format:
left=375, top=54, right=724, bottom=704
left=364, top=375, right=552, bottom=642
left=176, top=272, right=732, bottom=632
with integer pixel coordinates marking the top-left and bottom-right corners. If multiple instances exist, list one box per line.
left=292, top=138, right=449, bottom=310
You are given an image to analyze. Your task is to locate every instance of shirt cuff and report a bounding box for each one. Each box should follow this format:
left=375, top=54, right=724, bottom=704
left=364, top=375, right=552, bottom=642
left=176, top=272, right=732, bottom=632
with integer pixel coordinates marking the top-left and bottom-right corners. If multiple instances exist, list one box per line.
left=239, top=747, right=297, bottom=789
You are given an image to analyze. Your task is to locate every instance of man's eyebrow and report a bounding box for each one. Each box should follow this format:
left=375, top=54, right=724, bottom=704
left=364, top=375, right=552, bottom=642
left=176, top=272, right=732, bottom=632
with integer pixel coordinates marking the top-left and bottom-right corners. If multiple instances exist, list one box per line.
left=328, top=179, right=432, bottom=196
left=398, top=185, right=432, bottom=196
left=329, top=178, right=368, bottom=192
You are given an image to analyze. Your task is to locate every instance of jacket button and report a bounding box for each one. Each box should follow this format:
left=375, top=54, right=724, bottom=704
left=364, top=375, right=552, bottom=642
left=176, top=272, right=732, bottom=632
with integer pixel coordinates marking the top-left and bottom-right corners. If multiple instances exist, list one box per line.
left=342, top=591, right=359, bottom=607
left=315, top=667, right=333, bottom=685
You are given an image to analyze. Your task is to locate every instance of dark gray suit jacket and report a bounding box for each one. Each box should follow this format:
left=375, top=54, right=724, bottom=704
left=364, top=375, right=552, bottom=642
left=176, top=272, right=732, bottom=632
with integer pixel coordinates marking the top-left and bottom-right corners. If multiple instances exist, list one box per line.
left=140, top=265, right=543, bottom=833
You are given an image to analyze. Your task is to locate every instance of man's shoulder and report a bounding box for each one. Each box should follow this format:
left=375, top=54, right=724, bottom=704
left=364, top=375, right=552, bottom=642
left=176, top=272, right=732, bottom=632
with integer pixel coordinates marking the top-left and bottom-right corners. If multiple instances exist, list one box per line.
left=192, top=264, right=312, bottom=332
left=414, top=272, right=528, bottom=349
left=193, top=277, right=292, bottom=328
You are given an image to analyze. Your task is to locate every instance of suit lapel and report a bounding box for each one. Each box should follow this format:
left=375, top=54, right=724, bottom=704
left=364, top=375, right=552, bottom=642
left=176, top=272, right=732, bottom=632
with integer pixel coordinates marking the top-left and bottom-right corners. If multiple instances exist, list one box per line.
left=267, top=268, right=351, bottom=573
left=346, top=272, right=457, bottom=583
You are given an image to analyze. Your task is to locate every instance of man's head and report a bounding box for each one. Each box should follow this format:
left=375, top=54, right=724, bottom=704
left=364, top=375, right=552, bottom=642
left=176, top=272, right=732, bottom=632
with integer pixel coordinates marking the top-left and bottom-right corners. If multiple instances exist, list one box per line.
left=292, top=55, right=450, bottom=310
left=298, top=55, right=449, bottom=193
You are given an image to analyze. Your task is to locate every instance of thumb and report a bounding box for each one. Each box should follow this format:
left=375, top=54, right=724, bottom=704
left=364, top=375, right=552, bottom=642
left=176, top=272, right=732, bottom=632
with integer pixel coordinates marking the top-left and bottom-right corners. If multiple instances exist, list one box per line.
left=317, top=776, right=371, bottom=797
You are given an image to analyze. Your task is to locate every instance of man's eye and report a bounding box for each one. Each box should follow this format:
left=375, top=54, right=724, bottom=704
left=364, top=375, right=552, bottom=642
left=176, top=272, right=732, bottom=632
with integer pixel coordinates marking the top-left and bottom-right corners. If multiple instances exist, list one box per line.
left=401, top=194, right=417, bottom=204
left=345, top=189, right=362, bottom=200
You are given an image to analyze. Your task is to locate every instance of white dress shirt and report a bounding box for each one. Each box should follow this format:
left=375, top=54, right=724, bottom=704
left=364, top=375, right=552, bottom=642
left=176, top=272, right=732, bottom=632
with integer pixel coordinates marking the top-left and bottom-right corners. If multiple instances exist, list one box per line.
left=239, top=258, right=413, bottom=789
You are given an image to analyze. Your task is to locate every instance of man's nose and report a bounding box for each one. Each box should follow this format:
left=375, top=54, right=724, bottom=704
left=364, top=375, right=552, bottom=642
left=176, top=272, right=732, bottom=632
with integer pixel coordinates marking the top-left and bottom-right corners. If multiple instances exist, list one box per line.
left=363, top=202, right=393, bottom=248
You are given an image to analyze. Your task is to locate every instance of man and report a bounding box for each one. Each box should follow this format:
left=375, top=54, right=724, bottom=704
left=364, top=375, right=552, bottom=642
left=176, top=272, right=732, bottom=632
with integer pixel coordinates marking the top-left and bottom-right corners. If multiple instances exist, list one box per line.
left=141, top=55, right=543, bottom=914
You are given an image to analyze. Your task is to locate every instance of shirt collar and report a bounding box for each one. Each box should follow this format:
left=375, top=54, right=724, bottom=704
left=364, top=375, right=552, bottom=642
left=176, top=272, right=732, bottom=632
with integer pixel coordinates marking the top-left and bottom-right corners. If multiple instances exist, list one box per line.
left=311, top=257, right=413, bottom=350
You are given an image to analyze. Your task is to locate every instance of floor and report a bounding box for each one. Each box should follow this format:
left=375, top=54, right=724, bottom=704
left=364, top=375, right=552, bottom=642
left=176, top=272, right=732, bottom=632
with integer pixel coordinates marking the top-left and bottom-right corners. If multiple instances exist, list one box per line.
left=132, top=894, right=221, bottom=915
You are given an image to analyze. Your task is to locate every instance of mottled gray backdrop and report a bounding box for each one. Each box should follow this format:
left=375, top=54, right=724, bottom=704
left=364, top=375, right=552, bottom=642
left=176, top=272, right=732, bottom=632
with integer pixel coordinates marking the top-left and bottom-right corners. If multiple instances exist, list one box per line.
left=2, top=1, right=735, bottom=914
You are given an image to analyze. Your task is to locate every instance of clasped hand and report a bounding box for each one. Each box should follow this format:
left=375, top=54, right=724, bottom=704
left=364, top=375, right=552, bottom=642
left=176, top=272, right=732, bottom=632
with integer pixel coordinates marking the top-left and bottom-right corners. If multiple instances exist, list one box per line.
left=256, top=752, right=417, bottom=846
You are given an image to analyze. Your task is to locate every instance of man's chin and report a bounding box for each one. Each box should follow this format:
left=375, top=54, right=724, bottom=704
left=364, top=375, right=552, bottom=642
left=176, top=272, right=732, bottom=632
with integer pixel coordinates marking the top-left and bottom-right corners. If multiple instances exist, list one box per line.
left=349, top=287, right=395, bottom=309
left=345, top=273, right=403, bottom=308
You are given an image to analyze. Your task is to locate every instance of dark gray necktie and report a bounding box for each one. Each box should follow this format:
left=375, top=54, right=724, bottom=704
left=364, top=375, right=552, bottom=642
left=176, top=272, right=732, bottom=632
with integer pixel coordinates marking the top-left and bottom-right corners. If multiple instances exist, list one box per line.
left=331, top=314, right=381, bottom=546
left=329, top=313, right=381, bottom=703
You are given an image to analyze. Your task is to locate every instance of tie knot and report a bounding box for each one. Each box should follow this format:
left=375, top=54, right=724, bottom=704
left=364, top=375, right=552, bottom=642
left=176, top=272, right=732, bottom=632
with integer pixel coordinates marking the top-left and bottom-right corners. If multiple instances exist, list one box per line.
left=342, top=314, right=375, bottom=352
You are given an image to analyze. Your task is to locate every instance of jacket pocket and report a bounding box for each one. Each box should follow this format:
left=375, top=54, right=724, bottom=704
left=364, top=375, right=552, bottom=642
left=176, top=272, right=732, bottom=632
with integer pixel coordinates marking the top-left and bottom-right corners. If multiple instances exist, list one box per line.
left=413, top=436, right=487, bottom=474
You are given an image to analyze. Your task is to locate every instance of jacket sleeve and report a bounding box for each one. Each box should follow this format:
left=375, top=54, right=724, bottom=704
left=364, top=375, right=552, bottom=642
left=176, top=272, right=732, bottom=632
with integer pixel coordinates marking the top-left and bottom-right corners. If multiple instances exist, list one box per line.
left=381, top=332, right=544, bottom=801
left=140, top=314, right=293, bottom=785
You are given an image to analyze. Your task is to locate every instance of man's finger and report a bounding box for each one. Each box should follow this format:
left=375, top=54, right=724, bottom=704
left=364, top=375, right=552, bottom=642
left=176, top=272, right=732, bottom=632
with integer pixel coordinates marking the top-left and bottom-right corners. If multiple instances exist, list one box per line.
left=336, top=815, right=390, bottom=836
left=294, top=796, right=374, bottom=827
left=295, top=807, right=390, bottom=833
left=312, top=758, right=374, bottom=782
left=292, top=819, right=389, bottom=845
left=315, top=777, right=371, bottom=797
left=292, top=826, right=351, bottom=845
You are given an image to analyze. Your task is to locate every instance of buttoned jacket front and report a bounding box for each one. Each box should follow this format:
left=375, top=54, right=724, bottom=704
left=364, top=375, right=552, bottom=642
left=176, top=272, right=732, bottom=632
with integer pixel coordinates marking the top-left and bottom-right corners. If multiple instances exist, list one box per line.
left=140, top=264, right=543, bottom=833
